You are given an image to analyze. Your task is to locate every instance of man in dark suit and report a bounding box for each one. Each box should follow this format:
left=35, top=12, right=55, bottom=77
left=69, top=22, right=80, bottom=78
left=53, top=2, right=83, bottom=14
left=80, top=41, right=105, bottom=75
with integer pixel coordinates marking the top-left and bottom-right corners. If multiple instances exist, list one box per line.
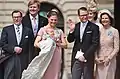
left=0, top=10, right=32, bottom=79
left=67, top=7, right=100, bottom=79
left=22, top=0, right=48, bottom=61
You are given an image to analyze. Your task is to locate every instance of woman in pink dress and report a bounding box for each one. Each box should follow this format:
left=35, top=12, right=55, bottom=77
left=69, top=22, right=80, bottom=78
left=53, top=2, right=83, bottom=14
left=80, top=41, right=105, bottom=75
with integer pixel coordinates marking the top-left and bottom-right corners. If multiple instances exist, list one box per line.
left=21, top=11, right=67, bottom=79
left=36, top=11, right=67, bottom=79
left=95, top=12, right=119, bottom=79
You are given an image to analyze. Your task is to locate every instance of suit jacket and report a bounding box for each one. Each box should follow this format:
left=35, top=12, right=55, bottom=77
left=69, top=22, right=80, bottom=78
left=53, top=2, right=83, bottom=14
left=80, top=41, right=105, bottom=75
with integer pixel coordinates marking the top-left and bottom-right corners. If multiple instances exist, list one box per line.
left=0, top=24, right=33, bottom=70
left=67, top=21, right=100, bottom=69
left=22, top=14, right=48, bottom=59
left=22, top=14, right=48, bottom=39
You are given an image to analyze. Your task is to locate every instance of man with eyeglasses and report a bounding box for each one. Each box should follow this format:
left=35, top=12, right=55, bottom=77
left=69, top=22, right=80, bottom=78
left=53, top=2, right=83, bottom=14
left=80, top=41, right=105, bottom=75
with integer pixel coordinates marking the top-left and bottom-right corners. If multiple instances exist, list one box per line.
left=67, top=7, right=100, bottom=79
left=0, top=10, right=32, bottom=79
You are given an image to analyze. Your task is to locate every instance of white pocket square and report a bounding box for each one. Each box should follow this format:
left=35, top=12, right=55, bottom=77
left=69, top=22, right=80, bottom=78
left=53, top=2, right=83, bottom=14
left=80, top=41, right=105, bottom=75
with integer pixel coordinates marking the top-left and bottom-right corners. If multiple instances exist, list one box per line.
left=86, top=31, right=92, bottom=33
left=25, top=36, right=28, bottom=38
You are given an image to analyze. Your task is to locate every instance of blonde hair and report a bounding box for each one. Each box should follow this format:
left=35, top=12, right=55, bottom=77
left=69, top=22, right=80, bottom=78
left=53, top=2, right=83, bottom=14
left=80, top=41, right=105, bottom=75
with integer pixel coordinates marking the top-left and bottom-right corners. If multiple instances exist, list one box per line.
left=86, top=0, right=98, bottom=12
left=28, top=0, right=40, bottom=8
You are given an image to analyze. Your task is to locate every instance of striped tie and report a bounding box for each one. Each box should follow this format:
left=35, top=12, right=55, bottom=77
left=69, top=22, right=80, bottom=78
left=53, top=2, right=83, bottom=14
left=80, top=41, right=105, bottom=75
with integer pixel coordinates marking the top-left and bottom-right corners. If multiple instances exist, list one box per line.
left=16, top=26, right=21, bottom=44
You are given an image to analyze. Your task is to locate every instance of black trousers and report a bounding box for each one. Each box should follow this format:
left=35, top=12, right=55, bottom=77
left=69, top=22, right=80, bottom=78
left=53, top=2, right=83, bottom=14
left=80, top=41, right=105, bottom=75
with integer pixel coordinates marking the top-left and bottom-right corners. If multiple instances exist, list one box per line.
left=0, top=63, right=4, bottom=79
left=72, top=60, right=94, bottom=79
left=4, top=55, right=21, bottom=79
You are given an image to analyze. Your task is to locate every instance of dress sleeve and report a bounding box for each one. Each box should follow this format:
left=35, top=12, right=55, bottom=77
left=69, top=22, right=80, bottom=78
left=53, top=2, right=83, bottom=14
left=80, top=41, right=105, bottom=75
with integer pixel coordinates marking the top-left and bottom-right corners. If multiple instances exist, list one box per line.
left=60, top=29, right=66, bottom=38
left=59, top=29, right=66, bottom=43
left=108, top=29, right=119, bottom=60
left=37, top=28, right=44, bottom=37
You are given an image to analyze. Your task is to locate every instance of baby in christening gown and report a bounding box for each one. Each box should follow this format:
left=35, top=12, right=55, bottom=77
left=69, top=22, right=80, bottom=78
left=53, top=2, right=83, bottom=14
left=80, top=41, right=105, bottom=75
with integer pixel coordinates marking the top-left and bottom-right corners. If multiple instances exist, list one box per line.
left=21, top=29, right=56, bottom=79
left=44, top=28, right=59, bottom=42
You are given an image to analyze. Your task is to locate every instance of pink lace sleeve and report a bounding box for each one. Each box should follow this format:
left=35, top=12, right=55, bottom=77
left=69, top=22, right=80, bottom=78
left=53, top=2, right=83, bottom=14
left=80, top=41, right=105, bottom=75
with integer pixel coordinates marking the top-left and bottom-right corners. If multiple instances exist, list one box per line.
left=37, top=28, right=44, bottom=36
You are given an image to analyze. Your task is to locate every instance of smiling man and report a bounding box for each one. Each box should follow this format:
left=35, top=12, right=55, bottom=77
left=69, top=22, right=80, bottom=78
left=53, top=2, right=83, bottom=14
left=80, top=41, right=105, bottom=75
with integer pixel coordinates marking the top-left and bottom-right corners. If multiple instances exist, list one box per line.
left=0, top=10, right=33, bottom=79
left=67, top=7, right=100, bottom=79
left=22, top=0, right=48, bottom=62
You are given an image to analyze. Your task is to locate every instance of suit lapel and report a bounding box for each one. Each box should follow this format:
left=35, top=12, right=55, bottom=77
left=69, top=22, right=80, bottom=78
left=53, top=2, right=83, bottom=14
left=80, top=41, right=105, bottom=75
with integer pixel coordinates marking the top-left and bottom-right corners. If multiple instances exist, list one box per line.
left=19, top=26, right=25, bottom=45
left=75, top=22, right=81, bottom=42
left=78, top=23, right=81, bottom=42
left=38, top=15, right=41, bottom=31
left=82, top=21, right=91, bottom=42
left=27, top=15, right=33, bottom=30
left=11, top=25, right=18, bottom=45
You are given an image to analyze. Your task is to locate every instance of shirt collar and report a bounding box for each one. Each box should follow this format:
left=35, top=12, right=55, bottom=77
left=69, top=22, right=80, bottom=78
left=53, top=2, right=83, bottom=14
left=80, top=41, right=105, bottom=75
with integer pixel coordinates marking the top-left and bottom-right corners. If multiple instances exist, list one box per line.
left=81, top=21, right=88, bottom=27
left=29, top=14, right=38, bottom=20
left=81, top=21, right=88, bottom=24
left=14, top=24, right=22, bottom=29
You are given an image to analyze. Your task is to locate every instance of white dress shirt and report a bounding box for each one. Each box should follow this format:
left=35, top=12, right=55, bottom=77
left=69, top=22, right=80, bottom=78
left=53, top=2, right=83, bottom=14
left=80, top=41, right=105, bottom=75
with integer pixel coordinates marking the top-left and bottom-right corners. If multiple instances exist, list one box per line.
left=29, top=14, right=39, bottom=36
left=14, top=24, right=22, bottom=45
left=80, top=21, right=88, bottom=42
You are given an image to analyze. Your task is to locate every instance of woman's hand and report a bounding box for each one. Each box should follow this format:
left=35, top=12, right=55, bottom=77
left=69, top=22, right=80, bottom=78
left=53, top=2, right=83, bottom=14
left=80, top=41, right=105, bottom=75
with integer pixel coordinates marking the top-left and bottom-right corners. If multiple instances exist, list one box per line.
left=34, top=35, right=42, bottom=48
left=95, top=58, right=104, bottom=64
left=103, top=57, right=110, bottom=66
left=55, top=38, right=67, bottom=49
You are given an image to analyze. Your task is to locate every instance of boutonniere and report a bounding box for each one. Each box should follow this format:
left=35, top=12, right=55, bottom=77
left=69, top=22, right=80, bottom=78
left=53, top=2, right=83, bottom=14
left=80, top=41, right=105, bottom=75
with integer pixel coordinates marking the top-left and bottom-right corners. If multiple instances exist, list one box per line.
left=107, top=31, right=113, bottom=37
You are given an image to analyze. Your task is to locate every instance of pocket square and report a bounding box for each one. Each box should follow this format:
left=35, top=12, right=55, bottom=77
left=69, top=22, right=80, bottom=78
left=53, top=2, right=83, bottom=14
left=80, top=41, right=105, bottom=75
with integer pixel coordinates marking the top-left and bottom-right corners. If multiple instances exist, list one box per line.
left=86, top=31, right=92, bottom=33
left=25, top=36, right=28, bottom=38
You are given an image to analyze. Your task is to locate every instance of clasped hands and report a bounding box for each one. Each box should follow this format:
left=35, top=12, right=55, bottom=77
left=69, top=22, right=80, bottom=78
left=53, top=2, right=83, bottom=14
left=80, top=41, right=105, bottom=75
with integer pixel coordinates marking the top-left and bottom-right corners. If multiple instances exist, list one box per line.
left=14, top=47, right=22, bottom=54
left=96, top=57, right=110, bottom=66
left=75, top=50, right=87, bottom=62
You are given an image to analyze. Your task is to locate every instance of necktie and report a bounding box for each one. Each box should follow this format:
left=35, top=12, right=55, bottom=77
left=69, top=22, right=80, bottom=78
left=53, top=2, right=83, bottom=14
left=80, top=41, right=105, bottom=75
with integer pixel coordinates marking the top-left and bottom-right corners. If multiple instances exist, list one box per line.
left=33, top=18, right=37, bottom=36
left=80, top=23, right=85, bottom=42
left=16, top=26, right=21, bottom=44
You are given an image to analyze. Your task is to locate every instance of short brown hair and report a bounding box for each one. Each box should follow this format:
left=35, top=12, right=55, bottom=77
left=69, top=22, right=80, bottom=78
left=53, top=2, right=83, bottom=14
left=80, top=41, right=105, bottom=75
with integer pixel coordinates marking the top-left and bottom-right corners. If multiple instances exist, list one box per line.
left=77, top=7, right=88, bottom=16
left=28, top=0, right=40, bottom=8
left=12, top=10, right=22, bottom=17
left=47, top=11, right=58, bottom=18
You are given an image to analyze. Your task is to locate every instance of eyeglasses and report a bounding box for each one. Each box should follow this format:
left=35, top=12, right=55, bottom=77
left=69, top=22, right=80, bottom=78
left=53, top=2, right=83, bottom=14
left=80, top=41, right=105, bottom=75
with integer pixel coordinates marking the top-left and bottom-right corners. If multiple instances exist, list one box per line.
left=12, top=16, right=22, bottom=19
left=79, top=14, right=88, bottom=17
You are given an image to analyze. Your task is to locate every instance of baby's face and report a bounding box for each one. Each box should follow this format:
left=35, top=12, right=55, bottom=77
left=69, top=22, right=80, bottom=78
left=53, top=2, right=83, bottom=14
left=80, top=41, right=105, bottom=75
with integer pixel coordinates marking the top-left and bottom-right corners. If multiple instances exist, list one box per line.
left=47, top=29, right=54, bottom=35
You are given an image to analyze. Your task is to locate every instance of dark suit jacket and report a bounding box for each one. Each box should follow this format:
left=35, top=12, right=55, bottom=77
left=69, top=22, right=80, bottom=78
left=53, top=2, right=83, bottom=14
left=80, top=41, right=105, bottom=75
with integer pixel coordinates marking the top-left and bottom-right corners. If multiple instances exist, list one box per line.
left=22, top=14, right=48, bottom=39
left=67, top=21, right=100, bottom=69
left=0, top=24, right=33, bottom=70
left=22, top=14, right=48, bottom=60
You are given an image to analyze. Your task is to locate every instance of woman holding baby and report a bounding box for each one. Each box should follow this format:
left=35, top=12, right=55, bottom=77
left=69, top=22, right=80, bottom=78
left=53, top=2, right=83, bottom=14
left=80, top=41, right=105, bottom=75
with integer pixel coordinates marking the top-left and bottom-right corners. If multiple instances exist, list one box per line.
left=21, top=10, right=67, bottom=79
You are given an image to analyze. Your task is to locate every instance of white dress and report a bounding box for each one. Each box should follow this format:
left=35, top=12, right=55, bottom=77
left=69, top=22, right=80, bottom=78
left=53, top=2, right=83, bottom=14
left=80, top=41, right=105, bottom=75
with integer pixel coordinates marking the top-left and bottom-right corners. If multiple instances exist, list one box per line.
left=21, top=34, right=56, bottom=79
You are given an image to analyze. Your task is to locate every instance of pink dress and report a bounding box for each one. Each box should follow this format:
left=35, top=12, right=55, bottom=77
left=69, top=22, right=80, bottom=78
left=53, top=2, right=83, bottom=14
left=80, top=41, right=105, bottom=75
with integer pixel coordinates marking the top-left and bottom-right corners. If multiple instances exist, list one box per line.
left=95, top=26, right=119, bottom=79
left=38, top=27, right=65, bottom=79
left=21, top=27, right=65, bottom=79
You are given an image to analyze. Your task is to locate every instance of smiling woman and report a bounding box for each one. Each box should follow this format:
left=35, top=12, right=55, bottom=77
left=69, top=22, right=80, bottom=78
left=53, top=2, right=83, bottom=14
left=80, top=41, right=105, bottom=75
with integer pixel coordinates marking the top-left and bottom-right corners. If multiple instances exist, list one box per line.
left=21, top=10, right=67, bottom=79
left=95, top=12, right=119, bottom=79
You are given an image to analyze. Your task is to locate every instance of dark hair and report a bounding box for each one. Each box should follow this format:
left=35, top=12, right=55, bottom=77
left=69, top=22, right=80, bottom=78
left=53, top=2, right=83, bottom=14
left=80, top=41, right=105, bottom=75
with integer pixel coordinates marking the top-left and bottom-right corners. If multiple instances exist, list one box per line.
left=47, top=11, right=58, bottom=18
left=78, top=7, right=88, bottom=16
left=12, top=10, right=22, bottom=17
left=99, top=12, right=114, bottom=26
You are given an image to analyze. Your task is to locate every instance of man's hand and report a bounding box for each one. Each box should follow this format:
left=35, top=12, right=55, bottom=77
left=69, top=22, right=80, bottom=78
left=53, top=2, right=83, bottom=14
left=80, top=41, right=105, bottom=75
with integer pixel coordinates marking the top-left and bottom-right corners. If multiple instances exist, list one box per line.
left=78, top=55, right=86, bottom=62
left=75, top=50, right=87, bottom=62
left=14, top=47, right=22, bottom=54
left=67, top=19, right=75, bottom=32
